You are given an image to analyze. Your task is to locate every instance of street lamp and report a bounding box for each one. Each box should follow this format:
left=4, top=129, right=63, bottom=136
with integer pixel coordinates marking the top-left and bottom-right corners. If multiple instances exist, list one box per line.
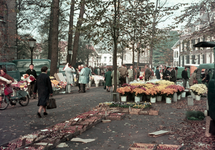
left=193, top=41, right=215, bottom=121
left=28, top=37, right=36, bottom=65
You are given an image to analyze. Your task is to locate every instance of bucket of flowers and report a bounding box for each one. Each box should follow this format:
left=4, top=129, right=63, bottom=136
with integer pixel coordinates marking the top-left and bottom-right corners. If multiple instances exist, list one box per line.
left=144, top=88, right=158, bottom=103
left=156, top=85, right=167, bottom=101
left=166, top=85, right=184, bottom=102
left=116, top=86, right=131, bottom=102
left=132, top=87, right=146, bottom=103
left=190, top=84, right=207, bottom=101
left=161, top=88, right=177, bottom=104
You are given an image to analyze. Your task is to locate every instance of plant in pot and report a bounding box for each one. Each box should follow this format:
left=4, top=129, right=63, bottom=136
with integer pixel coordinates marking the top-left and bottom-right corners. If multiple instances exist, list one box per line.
left=156, top=84, right=168, bottom=101
left=116, top=86, right=131, bottom=102
left=190, top=84, right=207, bottom=101
left=167, top=85, right=184, bottom=102
left=132, top=87, right=146, bottom=103
left=161, top=88, right=177, bottom=104
left=144, top=88, right=158, bottom=103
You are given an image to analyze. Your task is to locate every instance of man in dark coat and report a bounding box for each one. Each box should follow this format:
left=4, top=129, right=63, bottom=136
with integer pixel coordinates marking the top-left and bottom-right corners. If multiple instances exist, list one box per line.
left=26, top=64, right=37, bottom=99
left=34, top=66, right=53, bottom=118
left=155, top=66, right=160, bottom=79
left=170, top=67, right=176, bottom=82
left=182, top=67, right=189, bottom=89
left=144, top=65, right=151, bottom=81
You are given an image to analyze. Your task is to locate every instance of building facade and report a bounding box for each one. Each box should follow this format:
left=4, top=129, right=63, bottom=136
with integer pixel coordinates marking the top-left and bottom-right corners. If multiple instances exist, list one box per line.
left=178, top=7, right=215, bottom=67
left=0, top=0, right=17, bottom=61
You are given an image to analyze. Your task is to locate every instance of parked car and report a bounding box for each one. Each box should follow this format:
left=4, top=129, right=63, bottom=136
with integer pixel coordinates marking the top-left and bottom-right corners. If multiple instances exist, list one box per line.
left=0, top=62, right=20, bottom=81
left=12, top=59, right=51, bottom=77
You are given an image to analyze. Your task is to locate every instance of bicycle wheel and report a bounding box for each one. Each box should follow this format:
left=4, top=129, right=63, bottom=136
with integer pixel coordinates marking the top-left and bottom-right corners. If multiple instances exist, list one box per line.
left=0, top=96, right=9, bottom=110
left=19, top=95, right=29, bottom=106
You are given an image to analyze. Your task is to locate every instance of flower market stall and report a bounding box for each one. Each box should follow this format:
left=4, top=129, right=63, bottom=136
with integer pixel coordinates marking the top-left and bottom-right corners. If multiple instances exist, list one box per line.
left=117, top=80, right=185, bottom=104
left=50, top=76, right=67, bottom=94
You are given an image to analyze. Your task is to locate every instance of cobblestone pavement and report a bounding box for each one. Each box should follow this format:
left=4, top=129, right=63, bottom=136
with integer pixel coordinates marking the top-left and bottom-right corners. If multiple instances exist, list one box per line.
left=0, top=86, right=110, bottom=146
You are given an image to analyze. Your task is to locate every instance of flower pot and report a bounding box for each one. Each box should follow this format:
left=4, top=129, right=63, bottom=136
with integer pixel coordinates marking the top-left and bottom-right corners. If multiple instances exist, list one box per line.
left=150, top=97, right=156, bottom=103
left=173, top=93, right=177, bottom=102
left=177, top=94, right=181, bottom=100
left=166, top=97, right=172, bottom=104
left=181, top=92, right=186, bottom=98
left=121, top=96, right=127, bottom=102
left=196, top=95, right=201, bottom=101
left=135, top=96, right=142, bottom=103
left=157, top=96, right=162, bottom=102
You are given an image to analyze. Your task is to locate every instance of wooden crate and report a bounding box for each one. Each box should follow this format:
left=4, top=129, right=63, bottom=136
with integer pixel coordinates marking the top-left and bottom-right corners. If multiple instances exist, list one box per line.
left=156, top=144, right=182, bottom=150
left=148, top=110, right=158, bottom=116
left=129, top=108, right=141, bottom=115
left=129, top=143, right=156, bottom=150
left=139, top=110, right=149, bottom=115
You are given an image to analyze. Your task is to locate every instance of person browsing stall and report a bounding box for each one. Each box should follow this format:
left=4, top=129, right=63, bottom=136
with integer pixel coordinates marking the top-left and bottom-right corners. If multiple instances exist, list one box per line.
left=26, top=64, right=37, bottom=99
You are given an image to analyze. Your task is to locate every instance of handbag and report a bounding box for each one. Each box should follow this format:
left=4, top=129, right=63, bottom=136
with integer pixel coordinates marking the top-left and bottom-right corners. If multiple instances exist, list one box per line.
left=47, top=97, right=57, bottom=109
left=4, top=86, right=13, bottom=96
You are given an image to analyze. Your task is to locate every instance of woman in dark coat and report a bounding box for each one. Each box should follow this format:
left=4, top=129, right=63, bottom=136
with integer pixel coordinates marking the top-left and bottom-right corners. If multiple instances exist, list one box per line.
left=105, top=68, right=112, bottom=92
left=34, top=66, right=53, bottom=118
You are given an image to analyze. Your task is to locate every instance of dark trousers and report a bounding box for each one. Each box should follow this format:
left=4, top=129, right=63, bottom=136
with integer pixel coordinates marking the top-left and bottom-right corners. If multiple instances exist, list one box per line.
left=79, top=84, right=86, bottom=93
left=28, top=82, right=36, bottom=98
left=120, top=77, right=126, bottom=86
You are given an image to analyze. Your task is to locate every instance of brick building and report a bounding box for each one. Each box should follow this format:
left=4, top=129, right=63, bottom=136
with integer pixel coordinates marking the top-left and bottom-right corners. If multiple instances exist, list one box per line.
left=0, top=0, right=17, bottom=62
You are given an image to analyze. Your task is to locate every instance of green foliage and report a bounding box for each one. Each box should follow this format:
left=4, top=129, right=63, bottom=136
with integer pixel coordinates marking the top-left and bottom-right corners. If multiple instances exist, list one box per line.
left=186, top=111, right=205, bottom=120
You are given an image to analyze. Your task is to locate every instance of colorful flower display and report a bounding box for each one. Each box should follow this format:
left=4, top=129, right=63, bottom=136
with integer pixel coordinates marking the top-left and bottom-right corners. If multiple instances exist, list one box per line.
left=166, top=85, right=184, bottom=94
left=156, top=80, right=175, bottom=85
left=161, top=88, right=177, bottom=97
left=116, top=86, right=131, bottom=95
left=133, top=88, right=146, bottom=96
left=117, top=81, right=184, bottom=98
left=190, top=84, right=207, bottom=96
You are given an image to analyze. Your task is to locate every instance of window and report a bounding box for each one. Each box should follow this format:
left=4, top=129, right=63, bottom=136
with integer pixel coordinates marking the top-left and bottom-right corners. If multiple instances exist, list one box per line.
left=104, top=57, right=107, bottom=62
left=109, top=57, right=112, bottom=62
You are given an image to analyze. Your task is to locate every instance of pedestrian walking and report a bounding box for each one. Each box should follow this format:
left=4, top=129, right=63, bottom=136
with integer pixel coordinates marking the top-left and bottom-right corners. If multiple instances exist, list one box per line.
left=64, top=64, right=75, bottom=93
left=76, top=65, right=81, bottom=92
left=78, top=65, right=88, bottom=93
left=85, top=65, right=92, bottom=90
left=105, top=67, right=112, bottom=92
left=34, top=66, right=53, bottom=118
left=26, top=64, right=37, bottom=99
left=128, top=66, right=133, bottom=83
left=144, top=65, right=151, bottom=81
left=182, top=67, right=189, bottom=89
left=155, top=66, right=160, bottom=79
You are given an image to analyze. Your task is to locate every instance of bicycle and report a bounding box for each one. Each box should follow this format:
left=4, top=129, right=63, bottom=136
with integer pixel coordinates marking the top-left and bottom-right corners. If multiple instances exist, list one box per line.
left=0, top=86, right=30, bottom=110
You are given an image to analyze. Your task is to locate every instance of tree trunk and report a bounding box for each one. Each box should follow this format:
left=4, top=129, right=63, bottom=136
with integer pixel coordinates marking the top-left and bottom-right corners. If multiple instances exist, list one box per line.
left=71, top=0, right=85, bottom=66
left=67, top=0, right=75, bottom=63
left=149, top=0, right=158, bottom=67
left=50, top=0, right=59, bottom=76
left=48, top=0, right=54, bottom=59
left=137, top=49, right=140, bottom=70
left=112, top=0, right=119, bottom=101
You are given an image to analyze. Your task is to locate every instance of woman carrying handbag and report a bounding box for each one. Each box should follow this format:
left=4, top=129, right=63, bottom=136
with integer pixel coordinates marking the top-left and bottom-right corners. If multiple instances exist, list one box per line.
left=34, top=66, right=53, bottom=118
